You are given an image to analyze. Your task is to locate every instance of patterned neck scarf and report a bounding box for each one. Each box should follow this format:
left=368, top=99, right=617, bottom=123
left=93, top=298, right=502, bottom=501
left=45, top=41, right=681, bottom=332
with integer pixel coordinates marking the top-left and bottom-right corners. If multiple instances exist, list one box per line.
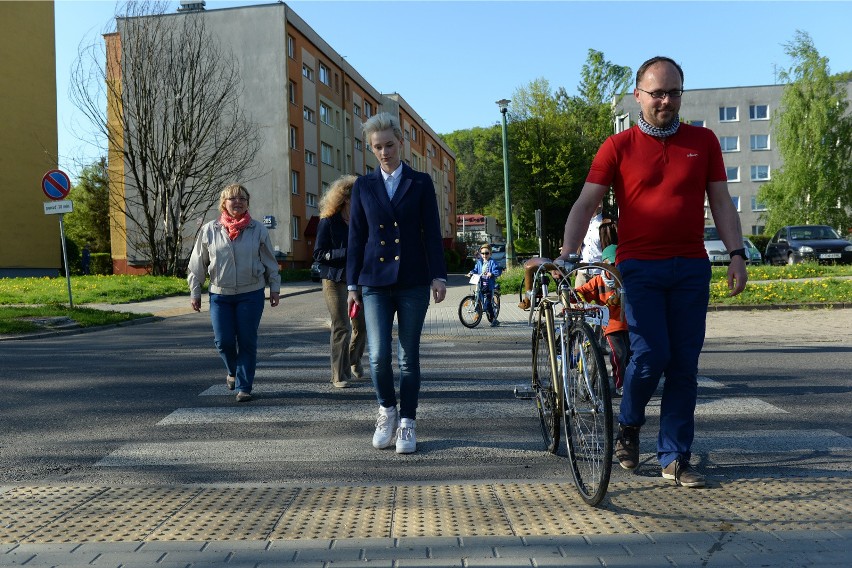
left=638, top=111, right=680, bottom=138
left=219, top=211, right=252, bottom=240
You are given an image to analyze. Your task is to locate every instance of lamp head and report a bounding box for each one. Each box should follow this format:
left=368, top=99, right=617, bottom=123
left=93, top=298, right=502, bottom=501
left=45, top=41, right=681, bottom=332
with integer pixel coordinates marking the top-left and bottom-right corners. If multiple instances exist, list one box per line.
left=496, top=99, right=511, bottom=113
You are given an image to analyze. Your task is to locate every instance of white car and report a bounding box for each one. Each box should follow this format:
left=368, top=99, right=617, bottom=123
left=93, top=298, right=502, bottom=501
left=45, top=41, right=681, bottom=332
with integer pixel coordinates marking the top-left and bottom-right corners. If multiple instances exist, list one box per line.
left=704, top=232, right=762, bottom=265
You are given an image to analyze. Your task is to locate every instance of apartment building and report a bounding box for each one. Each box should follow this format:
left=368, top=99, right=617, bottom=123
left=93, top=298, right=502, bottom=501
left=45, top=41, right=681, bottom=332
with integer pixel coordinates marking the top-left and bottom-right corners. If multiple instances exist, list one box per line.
left=106, top=1, right=455, bottom=273
left=615, top=82, right=852, bottom=235
left=0, top=1, right=60, bottom=276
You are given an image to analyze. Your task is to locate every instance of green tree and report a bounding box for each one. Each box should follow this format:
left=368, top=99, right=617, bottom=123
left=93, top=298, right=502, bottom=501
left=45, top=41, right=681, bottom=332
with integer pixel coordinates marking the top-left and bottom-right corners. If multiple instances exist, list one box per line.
left=64, top=157, right=111, bottom=253
left=758, top=31, right=852, bottom=234
left=442, top=126, right=504, bottom=217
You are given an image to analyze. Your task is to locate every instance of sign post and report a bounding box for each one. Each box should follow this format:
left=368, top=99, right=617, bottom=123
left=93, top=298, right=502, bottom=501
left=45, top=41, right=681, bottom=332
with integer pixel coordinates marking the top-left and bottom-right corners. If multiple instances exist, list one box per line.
left=42, top=170, right=74, bottom=308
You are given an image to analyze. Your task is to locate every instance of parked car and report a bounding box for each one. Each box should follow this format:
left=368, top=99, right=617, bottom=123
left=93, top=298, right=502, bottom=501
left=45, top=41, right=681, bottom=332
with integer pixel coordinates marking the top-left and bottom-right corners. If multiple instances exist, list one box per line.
left=764, top=225, right=852, bottom=265
left=310, top=261, right=321, bottom=282
left=488, top=243, right=507, bottom=269
left=704, top=236, right=763, bottom=265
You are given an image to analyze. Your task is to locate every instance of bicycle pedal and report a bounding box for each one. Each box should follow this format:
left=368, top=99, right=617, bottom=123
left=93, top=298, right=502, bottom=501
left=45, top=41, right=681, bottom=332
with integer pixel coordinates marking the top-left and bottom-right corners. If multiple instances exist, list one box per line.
left=513, top=386, right=535, bottom=400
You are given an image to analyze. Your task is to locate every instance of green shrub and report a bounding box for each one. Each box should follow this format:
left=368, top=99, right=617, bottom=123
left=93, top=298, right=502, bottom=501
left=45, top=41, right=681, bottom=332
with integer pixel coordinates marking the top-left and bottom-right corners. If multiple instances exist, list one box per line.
left=90, top=253, right=112, bottom=275
left=748, top=234, right=771, bottom=255
left=280, top=268, right=311, bottom=282
left=443, top=248, right=462, bottom=272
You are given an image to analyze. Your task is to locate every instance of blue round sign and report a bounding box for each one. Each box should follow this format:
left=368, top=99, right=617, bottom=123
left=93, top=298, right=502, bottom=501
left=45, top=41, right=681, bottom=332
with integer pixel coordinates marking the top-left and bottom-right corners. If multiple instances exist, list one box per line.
left=42, top=169, right=71, bottom=201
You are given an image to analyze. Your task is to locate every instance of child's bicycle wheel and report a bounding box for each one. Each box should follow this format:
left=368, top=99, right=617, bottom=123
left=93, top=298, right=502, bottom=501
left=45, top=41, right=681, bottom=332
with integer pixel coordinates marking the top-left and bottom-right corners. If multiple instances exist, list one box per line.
left=458, top=295, right=483, bottom=328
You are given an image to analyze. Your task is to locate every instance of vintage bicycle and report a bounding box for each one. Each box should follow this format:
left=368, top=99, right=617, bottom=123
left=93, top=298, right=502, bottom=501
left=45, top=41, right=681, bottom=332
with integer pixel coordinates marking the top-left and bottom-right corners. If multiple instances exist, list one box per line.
left=517, top=256, right=623, bottom=506
left=458, top=274, right=501, bottom=328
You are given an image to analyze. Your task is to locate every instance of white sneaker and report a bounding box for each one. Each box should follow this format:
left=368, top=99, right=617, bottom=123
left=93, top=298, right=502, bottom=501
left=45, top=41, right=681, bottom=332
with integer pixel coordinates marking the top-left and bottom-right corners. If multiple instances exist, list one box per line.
left=372, top=405, right=398, bottom=449
left=395, top=418, right=417, bottom=454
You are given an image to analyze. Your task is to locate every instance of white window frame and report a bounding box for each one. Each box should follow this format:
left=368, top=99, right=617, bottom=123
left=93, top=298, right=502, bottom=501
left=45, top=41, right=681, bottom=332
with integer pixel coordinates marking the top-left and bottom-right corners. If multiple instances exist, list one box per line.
left=750, top=165, right=770, bottom=181
left=302, top=64, right=314, bottom=82
left=353, top=103, right=361, bottom=117
left=689, top=119, right=705, bottom=127
left=730, top=195, right=741, bottom=211
left=354, top=138, right=362, bottom=151
left=750, top=134, right=770, bottom=151
left=726, top=166, right=740, bottom=182
left=305, top=150, right=317, bottom=166
left=287, top=35, right=294, bottom=58
left=319, top=102, right=332, bottom=126
left=291, top=170, right=299, bottom=194
left=291, top=216, right=300, bottom=241
left=289, top=126, right=297, bottom=150
left=320, top=142, right=333, bottom=165
left=306, top=193, right=317, bottom=208
left=751, top=196, right=767, bottom=211
left=719, top=106, right=738, bottom=122
left=288, top=80, right=296, bottom=105
left=318, top=63, right=330, bottom=86
left=749, top=104, right=769, bottom=120
left=303, top=106, right=316, bottom=124
left=719, top=136, right=739, bottom=152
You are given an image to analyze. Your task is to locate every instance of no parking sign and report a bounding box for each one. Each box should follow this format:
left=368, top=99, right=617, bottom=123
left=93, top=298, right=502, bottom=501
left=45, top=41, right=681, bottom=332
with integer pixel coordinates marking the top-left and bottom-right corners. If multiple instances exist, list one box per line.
left=42, top=169, right=71, bottom=201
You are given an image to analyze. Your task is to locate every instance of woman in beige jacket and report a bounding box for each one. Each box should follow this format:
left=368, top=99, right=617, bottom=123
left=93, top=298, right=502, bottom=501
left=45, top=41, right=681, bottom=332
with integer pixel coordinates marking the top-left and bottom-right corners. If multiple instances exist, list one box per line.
left=187, top=183, right=281, bottom=402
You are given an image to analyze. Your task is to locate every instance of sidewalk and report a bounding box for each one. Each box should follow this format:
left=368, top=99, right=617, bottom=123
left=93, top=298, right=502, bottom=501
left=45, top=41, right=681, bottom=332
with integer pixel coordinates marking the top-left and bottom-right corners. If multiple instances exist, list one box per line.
left=2, top=279, right=851, bottom=566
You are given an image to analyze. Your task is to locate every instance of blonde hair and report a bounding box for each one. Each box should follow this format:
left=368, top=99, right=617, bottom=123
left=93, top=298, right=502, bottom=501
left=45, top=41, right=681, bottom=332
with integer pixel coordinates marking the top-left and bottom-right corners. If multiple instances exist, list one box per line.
left=362, top=112, right=403, bottom=143
left=318, top=175, right=357, bottom=218
left=219, top=183, right=250, bottom=213
left=479, top=244, right=492, bottom=253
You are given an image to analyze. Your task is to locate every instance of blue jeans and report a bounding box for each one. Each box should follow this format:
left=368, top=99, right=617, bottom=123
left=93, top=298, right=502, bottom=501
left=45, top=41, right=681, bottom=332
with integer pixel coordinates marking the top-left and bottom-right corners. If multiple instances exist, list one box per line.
left=362, top=285, right=430, bottom=419
left=617, top=257, right=711, bottom=468
left=209, top=289, right=266, bottom=393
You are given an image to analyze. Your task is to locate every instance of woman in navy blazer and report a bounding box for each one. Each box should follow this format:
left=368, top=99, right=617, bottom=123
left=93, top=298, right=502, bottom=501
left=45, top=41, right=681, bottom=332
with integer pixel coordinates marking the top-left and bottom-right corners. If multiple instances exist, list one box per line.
left=347, top=112, right=447, bottom=455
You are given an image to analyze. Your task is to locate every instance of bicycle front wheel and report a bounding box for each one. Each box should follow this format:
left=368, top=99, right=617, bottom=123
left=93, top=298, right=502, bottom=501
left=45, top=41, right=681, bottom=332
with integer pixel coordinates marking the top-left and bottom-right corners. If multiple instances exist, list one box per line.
left=531, top=304, right=559, bottom=453
left=563, top=321, right=613, bottom=506
left=458, top=295, right=482, bottom=328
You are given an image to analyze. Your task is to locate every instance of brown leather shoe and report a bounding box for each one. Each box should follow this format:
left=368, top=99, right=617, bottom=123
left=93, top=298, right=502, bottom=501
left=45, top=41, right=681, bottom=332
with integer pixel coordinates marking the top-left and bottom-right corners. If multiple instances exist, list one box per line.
left=662, top=459, right=706, bottom=488
left=615, top=424, right=640, bottom=470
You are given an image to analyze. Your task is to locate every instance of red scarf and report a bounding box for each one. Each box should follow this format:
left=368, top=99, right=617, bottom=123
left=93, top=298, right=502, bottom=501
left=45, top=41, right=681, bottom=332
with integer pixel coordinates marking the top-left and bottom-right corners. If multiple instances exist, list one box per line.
left=219, top=211, right=252, bottom=240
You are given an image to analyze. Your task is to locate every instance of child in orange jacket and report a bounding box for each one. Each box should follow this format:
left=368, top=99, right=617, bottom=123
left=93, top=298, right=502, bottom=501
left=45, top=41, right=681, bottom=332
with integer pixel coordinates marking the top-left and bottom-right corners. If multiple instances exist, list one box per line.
left=574, top=245, right=628, bottom=395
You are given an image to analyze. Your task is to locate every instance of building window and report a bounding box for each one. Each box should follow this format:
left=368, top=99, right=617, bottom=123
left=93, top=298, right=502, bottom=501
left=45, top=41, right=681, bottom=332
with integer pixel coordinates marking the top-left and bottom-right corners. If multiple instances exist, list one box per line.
left=354, top=138, right=362, bottom=151
left=303, top=106, right=316, bottom=123
left=751, top=196, right=767, bottom=211
left=750, top=134, right=770, bottom=151
left=688, top=119, right=705, bottom=127
left=366, top=165, right=374, bottom=174
left=749, top=104, right=769, bottom=120
left=288, top=80, right=296, bottom=104
left=302, top=64, right=314, bottom=82
left=731, top=195, right=740, bottom=211
left=726, top=166, right=740, bottom=182
left=719, top=106, right=738, bottom=122
left=289, top=126, right=297, bottom=149
left=306, top=193, right=317, bottom=208
left=292, top=216, right=300, bottom=241
left=353, top=103, right=361, bottom=117
left=750, top=165, right=770, bottom=181
left=364, top=101, right=373, bottom=118
left=719, top=136, right=739, bottom=152
left=321, top=142, right=333, bottom=165
left=305, top=150, right=317, bottom=166
left=319, top=102, right=332, bottom=126
left=319, top=63, right=330, bottom=86
left=287, top=35, right=294, bottom=58
left=404, top=128, right=410, bottom=140
left=291, top=170, right=299, bottom=195
left=411, top=127, right=417, bottom=141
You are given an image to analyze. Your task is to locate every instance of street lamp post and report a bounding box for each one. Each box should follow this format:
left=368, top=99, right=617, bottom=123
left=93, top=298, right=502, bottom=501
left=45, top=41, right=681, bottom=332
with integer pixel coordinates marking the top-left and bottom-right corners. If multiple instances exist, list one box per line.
left=496, top=98, right=514, bottom=269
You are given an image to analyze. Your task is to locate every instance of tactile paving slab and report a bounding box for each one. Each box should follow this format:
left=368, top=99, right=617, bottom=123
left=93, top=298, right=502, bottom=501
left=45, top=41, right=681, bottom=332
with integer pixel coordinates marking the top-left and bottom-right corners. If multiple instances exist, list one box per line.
left=148, top=487, right=298, bottom=541
left=1, top=477, right=850, bottom=543
left=269, top=485, right=395, bottom=540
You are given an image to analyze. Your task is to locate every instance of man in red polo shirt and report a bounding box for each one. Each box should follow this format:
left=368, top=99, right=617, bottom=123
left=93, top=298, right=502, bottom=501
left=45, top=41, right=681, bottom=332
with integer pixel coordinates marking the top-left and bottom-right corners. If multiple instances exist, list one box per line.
left=558, top=56, right=747, bottom=488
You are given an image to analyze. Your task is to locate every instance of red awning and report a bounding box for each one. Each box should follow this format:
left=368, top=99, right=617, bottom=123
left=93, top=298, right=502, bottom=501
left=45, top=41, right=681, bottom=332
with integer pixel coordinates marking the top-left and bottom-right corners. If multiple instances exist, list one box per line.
left=304, top=215, right=320, bottom=237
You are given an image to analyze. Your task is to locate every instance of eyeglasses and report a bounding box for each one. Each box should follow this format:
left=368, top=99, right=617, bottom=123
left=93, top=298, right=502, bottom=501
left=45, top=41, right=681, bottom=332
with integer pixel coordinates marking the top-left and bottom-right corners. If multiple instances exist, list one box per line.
left=480, top=252, right=490, bottom=256
left=226, top=196, right=248, bottom=202
left=637, top=88, right=684, bottom=100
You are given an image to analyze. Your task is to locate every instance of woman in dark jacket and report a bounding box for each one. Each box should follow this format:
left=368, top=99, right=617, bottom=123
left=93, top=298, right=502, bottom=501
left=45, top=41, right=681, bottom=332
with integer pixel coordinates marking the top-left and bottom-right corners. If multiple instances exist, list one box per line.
left=313, top=175, right=367, bottom=388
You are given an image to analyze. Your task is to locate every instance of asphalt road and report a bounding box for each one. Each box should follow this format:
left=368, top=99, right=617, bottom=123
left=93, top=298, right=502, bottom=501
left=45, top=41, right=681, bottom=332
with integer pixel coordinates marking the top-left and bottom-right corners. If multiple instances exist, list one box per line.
left=1, top=276, right=850, bottom=486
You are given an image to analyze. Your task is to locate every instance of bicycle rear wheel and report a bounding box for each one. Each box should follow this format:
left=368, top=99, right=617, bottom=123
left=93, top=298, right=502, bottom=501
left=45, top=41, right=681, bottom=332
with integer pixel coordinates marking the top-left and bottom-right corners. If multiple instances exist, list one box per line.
left=531, top=304, right=559, bottom=453
left=458, top=295, right=482, bottom=328
left=493, top=292, right=501, bottom=319
left=563, top=321, right=613, bottom=506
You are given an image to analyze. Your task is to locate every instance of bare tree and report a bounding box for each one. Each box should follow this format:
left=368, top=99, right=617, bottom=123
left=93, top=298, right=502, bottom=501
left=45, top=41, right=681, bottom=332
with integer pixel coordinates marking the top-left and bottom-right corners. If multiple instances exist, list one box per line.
left=71, top=1, right=262, bottom=275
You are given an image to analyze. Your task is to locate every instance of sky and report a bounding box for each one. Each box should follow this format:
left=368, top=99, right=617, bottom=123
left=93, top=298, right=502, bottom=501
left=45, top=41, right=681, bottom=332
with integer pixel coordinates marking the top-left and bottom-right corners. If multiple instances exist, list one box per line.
left=54, top=0, right=852, bottom=180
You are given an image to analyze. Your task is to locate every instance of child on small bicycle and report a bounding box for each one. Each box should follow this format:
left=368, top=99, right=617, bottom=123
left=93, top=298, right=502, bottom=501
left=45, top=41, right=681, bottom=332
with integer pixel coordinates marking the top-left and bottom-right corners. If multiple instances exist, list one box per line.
left=467, top=244, right=502, bottom=327
left=574, top=245, right=628, bottom=395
